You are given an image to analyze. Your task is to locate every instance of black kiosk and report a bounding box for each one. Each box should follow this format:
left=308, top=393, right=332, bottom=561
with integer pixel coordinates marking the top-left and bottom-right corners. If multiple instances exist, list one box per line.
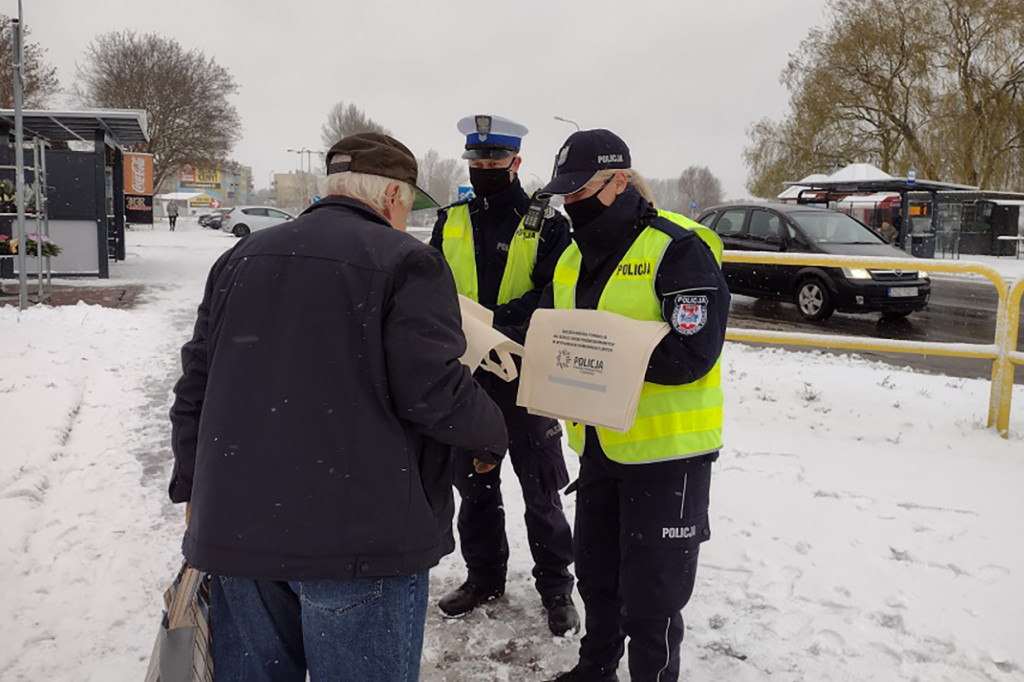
left=0, top=109, right=149, bottom=279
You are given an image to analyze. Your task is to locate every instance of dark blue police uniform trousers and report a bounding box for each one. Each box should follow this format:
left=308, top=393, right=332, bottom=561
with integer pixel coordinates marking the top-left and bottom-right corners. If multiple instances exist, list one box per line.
left=574, top=452, right=713, bottom=682
left=453, top=372, right=575, bottom=598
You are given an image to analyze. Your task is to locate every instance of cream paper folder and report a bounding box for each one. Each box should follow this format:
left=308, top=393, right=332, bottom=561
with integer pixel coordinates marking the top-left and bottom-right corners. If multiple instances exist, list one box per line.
left=516, top=308, right=669, bottom=432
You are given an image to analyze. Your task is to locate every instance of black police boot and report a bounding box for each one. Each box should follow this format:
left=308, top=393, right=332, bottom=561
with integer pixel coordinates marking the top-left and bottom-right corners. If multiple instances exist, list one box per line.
left=542, top=593, right=581, bottom=636
left=438, top=580, right=504, bottom=618
left=546, top=662, right=620, bottom=682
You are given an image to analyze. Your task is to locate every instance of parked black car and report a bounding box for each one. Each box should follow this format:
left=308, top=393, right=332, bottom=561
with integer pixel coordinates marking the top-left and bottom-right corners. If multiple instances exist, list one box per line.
left=696, top=203, right=931, bottom=321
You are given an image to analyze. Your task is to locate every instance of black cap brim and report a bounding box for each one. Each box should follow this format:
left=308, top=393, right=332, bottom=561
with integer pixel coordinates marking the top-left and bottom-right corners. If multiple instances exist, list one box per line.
left=461, top=147, right=517, bottom=160
left=412, top=186, right=440, bottom=211
left=538, top=171, right=595, bottom=197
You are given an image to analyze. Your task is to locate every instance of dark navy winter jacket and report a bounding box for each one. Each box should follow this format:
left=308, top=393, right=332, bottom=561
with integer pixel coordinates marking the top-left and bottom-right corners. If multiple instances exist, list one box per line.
left=169, top=195, right=507, bottom=580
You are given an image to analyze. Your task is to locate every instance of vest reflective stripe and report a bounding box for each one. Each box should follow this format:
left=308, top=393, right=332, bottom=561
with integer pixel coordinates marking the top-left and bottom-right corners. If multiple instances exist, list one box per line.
left=441, top=204, right=539, bottom=305
left=552, top=225, right=724, bottom=464
left=657, top=209, right=723, bottom=265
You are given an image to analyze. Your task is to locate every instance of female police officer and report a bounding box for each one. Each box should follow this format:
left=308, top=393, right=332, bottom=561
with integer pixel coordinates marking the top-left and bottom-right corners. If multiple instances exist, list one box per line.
left=535, top=129, right=729, bottom=682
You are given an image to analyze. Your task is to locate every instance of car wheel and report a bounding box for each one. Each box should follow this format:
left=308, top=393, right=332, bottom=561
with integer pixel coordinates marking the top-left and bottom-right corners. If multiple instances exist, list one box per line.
left=232, top=224, right=250, bottom=237
left=880, top=310, right=912, bottom=321
left=795, top=278, right=834, bottom=321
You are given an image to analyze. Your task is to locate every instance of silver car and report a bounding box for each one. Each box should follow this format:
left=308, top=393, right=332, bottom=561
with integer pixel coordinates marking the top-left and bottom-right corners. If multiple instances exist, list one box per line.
left=219, top=205, right=296, bottom=237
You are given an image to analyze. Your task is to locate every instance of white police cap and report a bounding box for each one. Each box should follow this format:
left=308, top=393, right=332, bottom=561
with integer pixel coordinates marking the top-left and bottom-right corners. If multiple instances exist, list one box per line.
left=457, top=114, right=529, bottom=159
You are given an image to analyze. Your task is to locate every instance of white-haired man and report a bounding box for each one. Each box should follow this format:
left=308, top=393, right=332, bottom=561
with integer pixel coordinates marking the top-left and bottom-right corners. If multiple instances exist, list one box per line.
left=169, top=132, right=508, bottom=681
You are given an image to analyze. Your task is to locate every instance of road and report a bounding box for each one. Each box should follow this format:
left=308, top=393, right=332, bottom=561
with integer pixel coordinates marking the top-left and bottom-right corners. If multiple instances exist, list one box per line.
left=727, top=274, right=1024, bottom=383
left=406, top=225, right=1022, bottom=385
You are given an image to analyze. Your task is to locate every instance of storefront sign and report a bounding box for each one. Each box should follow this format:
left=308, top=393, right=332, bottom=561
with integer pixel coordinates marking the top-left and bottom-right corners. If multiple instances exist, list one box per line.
left=179, top=165, right=222, bottom=190
left=189, top=195, right=222, bottom=209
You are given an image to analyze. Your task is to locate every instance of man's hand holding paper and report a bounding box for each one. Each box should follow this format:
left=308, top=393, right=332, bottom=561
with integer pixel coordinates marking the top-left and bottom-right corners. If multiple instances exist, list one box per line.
left=457, top=295, right=524, bottom=382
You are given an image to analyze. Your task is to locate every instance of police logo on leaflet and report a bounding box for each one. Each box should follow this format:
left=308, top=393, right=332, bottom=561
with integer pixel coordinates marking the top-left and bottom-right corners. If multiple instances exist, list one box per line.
left=672, top=295, right=708, bottom=335
left=556, top=349, right=571, bottom=369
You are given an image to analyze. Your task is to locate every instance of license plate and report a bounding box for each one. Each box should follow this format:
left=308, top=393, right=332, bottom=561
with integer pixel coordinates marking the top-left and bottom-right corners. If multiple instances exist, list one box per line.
left=889, top=287, right=918, bottom=298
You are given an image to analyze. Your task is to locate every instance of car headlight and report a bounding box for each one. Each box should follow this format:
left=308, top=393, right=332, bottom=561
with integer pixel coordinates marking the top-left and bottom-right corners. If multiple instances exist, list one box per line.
left=918, top=271, right=929, bottom=279
left=841, top=267, right=872, bottom=279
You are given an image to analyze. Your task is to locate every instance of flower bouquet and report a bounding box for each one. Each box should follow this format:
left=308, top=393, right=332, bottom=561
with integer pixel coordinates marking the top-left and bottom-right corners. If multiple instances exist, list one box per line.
left=8, top=232, right=61, bottom=257
left=0, top=180, right=14, bottom=213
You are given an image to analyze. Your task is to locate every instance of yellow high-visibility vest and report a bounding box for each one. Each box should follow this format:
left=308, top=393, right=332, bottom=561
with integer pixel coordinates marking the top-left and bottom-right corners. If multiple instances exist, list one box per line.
left=551, top=221, right=724, bottom=464
left=657, top=209, right=723, bottom=265
left=440, top=204, right=538, bottom=305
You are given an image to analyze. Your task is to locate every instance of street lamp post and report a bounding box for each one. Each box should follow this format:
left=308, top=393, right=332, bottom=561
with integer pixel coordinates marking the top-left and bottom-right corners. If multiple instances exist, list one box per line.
left=286, top=147, right=307, bottom=172
left=287, top=148, right=318, bottom=174
left=553, top=116, right=580, bottom=131
left=287, top=148, right=319, bottom=205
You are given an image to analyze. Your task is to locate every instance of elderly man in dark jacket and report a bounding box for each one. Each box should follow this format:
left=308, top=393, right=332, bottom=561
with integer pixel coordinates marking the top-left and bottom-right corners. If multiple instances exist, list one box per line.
left=169, top=133, right=508, bottom=682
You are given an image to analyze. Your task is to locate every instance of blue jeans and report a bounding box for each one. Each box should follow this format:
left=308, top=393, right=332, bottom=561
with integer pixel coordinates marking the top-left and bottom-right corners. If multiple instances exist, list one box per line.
left=210, top=571, right=429, bottom=682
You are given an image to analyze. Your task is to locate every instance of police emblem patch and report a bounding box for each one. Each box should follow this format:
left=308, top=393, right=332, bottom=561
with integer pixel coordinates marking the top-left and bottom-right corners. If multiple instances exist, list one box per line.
left=672, top=295, right=708, bottom=335
left=556, top=144, right=570, bottom=167
left=475, top=115, right=491, bottom=142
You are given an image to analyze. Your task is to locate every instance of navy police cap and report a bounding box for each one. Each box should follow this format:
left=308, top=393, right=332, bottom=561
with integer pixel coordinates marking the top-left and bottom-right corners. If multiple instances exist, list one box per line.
left=539, top=129, right=631, bottom=196
left=458, top=114, right=528, bottom=159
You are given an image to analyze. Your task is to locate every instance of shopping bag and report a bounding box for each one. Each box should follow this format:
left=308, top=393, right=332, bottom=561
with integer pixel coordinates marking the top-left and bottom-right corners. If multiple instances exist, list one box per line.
left=143, top=562, right=213, bottom=682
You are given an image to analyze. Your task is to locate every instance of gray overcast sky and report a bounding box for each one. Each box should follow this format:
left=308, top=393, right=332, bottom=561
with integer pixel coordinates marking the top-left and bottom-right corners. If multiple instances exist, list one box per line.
left=22, top=0, right=830, bottom=199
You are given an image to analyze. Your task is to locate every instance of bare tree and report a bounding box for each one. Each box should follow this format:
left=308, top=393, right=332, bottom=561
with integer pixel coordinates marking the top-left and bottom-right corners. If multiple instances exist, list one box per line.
left=75, top=31, right=241, bottom=191
left=416, top=149, right=466, bottom=206
left=744, top=0, right=1024, bottom=195
left=646, top=178, right=685, bottom=212
left=678, top=166, right=724, bottom=214
left=0, top=16, right=59, bottom=107
left=251, top=187, right=272, bottom=205
left=320, top=102, right=390, bottom=149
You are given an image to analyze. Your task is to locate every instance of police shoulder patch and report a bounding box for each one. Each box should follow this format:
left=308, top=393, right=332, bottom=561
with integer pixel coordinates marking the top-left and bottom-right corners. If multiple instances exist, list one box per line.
left=672, top=294, right=709, bottom=335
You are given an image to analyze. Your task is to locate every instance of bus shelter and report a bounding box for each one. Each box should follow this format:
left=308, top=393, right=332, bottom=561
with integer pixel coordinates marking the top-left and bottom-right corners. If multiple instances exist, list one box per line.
left=0, top=109, right=149, bottom=279
left=782, top=166, right=978, bottom=257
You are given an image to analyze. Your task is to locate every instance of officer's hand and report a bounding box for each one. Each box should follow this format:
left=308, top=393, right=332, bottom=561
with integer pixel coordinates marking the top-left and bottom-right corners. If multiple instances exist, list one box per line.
left=473, top=458, right=497, bottom=474
left=185, top=502, right=191, bottom=527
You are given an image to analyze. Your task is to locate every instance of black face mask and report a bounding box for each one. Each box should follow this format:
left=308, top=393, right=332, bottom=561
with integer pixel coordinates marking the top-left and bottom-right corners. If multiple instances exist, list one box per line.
left=469, top=161, right=515, bottom=197
left=563, top=176, right=615, bottom=230
left=569, top=185, right=646, bottom=255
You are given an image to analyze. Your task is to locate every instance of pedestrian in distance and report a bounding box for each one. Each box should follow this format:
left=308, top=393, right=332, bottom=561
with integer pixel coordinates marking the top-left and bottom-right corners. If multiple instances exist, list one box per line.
left=168, top=132, right=508, bottom=682
left=167, top=201, right=179, bottom=231
left=879, top=219, right=897, bottom=244
left=430, top=114, right=580, bottom=636
left=532, top=129, right=730, bottom=682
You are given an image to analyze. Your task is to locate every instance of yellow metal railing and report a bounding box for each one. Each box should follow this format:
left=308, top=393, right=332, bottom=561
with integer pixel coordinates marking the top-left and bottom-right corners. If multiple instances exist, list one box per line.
left=721, top=252, right=1021, bottom=438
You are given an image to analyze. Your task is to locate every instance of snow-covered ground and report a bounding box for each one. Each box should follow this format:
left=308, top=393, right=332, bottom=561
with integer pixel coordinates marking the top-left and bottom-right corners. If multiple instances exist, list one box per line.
left=1, top=219, right=1022, bottom=681
left=928, top=252, right=1024, bottom=286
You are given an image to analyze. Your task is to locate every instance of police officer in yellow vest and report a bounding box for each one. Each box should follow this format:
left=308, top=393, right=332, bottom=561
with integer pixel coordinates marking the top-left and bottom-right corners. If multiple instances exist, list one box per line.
left=429, top=115, right=578, bottom=635
left=534, top=130, right=730, bottom=682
